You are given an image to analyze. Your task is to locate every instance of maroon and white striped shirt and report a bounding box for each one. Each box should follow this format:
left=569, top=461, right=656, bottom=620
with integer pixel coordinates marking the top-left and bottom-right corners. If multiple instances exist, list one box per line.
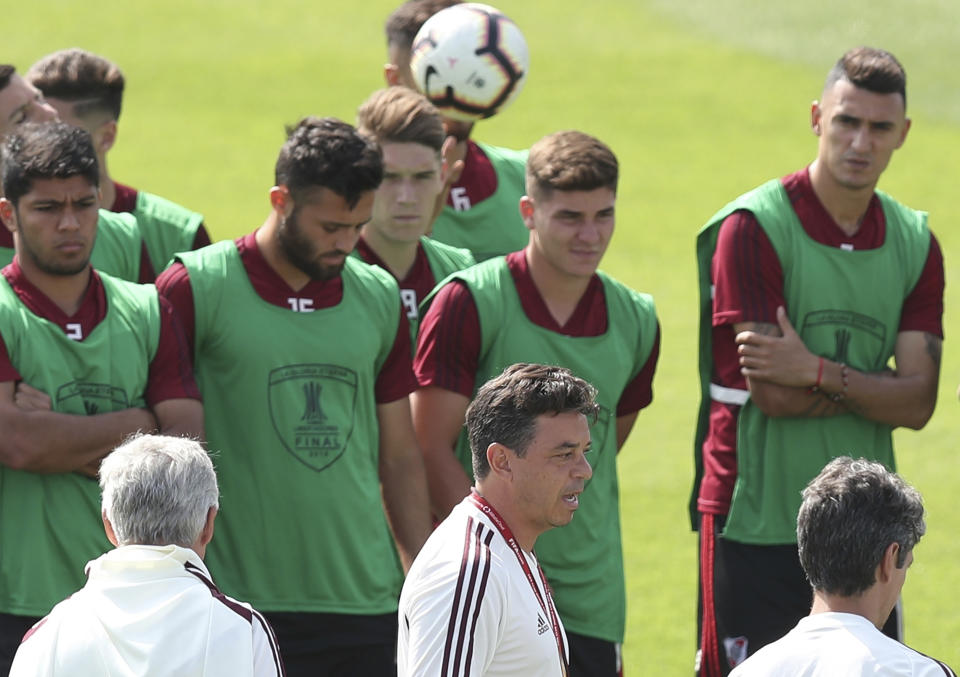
left=398, top=495, right=568, bottom=677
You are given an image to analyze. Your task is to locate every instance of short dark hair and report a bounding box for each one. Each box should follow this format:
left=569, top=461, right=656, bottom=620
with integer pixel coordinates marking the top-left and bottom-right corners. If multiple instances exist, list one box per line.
left=467, top=363, right=599, bottom=480
left=824, top=46, right=907, bottom=110
left=2, top=121, right=99, bottom=205
left=0, top=65, right=15, bottom=92
left=526, top=130, right=618, bottom=199
left=798, top=456, right=925, bottom=597
left=26, top=49, right=125, bottom=121
left=357, top=87, right=445, bottom=153
left=275, top=117, right=384, bottom=208
left=385, top=0, right=461, bottom=49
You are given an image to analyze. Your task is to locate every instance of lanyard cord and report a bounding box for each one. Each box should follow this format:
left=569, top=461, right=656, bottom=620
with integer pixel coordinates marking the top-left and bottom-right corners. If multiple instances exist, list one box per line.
left=467, top=490, right=569, bottom=676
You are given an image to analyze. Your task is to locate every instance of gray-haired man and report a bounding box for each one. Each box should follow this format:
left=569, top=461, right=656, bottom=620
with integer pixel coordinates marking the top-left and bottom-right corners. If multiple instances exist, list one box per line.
left=10, top=435, right=285, bottom=677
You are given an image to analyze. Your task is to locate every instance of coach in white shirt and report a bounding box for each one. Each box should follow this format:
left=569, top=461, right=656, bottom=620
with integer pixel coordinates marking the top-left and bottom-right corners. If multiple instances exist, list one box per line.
left=9, top=435, right=285, bottom=677
left=730, top=457, right=955, bottom=677
left=398, top=363, right=597, bottom=677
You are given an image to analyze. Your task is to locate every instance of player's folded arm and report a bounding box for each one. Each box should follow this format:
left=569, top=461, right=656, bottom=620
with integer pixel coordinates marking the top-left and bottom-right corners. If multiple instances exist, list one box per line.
left=0, top=380, right=156, bottom=473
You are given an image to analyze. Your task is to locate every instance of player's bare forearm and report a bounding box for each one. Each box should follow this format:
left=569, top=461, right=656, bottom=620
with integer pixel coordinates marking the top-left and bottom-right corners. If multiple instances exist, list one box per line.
left=154, top=398, right=205, bottom=441
left=411, top=386, right=473, bottom=517
left=735, top=314, right=837, bottom=418
left=746, top=378, right=847, bottom=418
left=0, top=382, right=157, bottom=473
left=378, top=399, right=432, bottom=572
left=381, top=448, right=432, bottom=572
left=422, top=442, right=473, bottom=517
left=740, top=314, right=940, bottom=427
left=832, top=331, right=940, bottom=429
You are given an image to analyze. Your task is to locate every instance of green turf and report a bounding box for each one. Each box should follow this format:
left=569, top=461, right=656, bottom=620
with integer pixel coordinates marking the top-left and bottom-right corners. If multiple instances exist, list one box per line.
left=7, top=0, right=960, bottom=672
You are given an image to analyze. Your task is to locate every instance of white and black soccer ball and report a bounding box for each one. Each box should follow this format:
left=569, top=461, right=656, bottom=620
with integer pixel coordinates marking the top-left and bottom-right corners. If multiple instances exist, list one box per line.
left=409, top=3, right=529, bottom=122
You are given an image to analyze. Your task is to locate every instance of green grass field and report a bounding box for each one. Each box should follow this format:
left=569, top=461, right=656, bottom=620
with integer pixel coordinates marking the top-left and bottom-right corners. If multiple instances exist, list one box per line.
left=8, top=0, right=960, bottom=672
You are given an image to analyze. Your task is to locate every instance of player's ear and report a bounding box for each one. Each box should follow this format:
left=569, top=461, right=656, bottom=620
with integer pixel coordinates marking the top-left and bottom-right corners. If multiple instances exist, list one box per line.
left=200, top=506, right=217, bottom=547
left=0, top=199, right=17, bottom=233
left=877, top=541, right=899, bottom=583
left=896, top=117, right=911, bottom=149
left=384, top=63, right=401, bottom=87
left=810, top=100, right=823, bottom=136
left=97, top=119, right=118, bottom=154
left=102, top=510, right=119, bottom=547
left=487, top=442, right=512, bottom=478
left=270, top=185, right=292, bottom=215
left=519, top=195, right=536, bottom=230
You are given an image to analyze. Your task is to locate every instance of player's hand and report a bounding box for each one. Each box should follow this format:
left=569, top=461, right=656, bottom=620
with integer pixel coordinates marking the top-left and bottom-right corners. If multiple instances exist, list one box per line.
left=428, top=135, right=466, bottom=232
left=736, top=306, right=820, bottom=387
left=14, top=382, right=52, bottom=412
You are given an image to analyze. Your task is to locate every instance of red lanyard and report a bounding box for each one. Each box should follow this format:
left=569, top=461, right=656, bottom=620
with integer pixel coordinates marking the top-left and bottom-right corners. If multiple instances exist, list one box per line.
left=468, top=490, right=568, bottom=676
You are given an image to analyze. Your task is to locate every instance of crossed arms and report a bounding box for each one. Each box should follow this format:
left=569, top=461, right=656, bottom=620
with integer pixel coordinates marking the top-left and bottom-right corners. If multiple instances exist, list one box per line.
left=736, top=306, right=940, bottom=429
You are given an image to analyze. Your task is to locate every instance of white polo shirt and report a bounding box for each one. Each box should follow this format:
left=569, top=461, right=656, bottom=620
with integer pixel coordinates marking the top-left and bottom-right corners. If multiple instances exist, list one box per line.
left=730, top=612, right=955, bottom=676
left=9, top=545, right=284, bottom=677
left=398, top=495, right=568, bottom=677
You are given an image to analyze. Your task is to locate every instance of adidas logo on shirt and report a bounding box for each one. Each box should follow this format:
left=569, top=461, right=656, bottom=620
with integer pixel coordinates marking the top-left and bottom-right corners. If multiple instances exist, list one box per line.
left=537, top=613, right=549, bottom=636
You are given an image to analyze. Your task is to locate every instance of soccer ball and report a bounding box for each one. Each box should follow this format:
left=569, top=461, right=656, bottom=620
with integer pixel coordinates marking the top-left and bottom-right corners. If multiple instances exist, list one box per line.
left=409, top=3, right=529, bottom=122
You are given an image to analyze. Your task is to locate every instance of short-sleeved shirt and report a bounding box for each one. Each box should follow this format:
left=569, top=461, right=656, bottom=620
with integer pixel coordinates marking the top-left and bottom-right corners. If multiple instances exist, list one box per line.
left=0, top=259, right=198, bottom=405
left=156, top=232, right=414, bottom=403
left=430, top=141, right=530, bottom=261
left=415, top=250, right=659, bottom=416
left=111, top=181, right=212, bottom=275
left=697, top=168, right=944, bottom=516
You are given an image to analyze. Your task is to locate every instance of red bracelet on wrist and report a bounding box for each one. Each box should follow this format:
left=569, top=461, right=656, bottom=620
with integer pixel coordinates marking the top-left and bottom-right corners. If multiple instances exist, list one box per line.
left=808, top=356, right=825, bottom=394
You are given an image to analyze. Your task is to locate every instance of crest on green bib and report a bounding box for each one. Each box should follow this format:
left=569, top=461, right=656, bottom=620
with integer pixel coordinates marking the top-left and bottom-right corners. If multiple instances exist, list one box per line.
left=800, top=309, right=888, bottom=369
left=56, top=381, right=130, bottom=415
left=268, top=364, right=358, bottom=471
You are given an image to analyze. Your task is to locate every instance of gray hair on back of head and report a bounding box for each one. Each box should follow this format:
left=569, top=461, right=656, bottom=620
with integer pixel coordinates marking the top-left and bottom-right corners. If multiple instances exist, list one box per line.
left=99, top=434, right=219, bottom=548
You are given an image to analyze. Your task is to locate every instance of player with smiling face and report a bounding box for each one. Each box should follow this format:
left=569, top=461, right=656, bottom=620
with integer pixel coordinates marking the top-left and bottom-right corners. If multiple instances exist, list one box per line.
left=384, top=0, right=531, bottom=262
left=522, top=182, right=615, bottom=282
left=156, top=116, right=432, bottom=676
left=413, top=130, right=661, bottom=675
left=354, top=87, right=474, bottom=337
left=692, top=47, right=943, bottom=675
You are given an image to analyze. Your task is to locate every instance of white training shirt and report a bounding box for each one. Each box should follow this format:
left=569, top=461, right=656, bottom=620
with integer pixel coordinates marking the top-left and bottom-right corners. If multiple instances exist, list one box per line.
left=9, top=544, right=284, bottom=677
left=730, top=612, right=955, bottom=677
left=398, top=495, right=568, bottom=677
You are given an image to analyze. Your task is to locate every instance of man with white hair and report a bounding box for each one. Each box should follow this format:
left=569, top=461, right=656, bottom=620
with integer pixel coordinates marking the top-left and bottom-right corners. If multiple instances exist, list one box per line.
left=9, top=435, right=285, bottom=676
